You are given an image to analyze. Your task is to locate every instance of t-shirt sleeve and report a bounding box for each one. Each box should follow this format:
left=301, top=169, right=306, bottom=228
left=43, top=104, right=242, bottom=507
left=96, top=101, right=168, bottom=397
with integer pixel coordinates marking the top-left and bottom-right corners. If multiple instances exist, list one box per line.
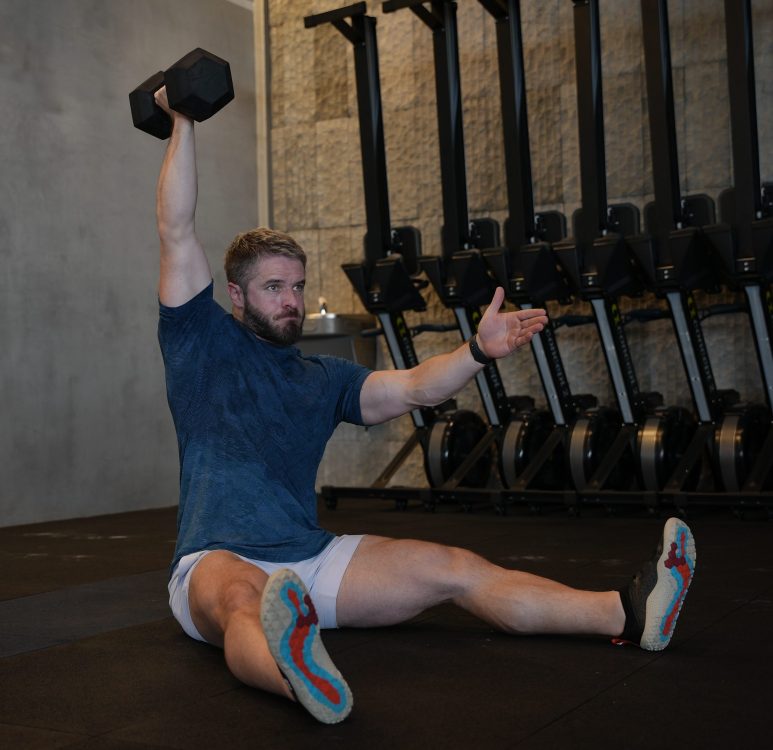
left=158, top=282, right=224, bottom=425
left=158, top=282, right=219, bottom=359
left=319, top=356, right=372, bottom=426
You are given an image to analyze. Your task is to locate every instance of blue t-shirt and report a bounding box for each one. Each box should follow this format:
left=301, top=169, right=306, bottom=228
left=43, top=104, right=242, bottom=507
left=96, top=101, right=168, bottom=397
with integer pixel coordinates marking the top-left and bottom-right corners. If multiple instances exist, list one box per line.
left=158, top=282, right=371, bottom=572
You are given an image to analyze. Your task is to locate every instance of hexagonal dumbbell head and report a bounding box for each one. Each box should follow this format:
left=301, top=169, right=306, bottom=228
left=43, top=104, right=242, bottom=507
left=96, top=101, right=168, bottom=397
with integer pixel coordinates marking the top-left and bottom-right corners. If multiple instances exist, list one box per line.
left=164, top=48, right=234, bottom=122
left=129, top=71, right=172, bottom=140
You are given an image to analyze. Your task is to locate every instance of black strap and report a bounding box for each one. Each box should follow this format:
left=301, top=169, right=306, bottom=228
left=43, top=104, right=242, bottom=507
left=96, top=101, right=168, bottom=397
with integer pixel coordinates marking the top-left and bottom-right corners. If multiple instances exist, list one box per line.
left=469, top=335, right=492, bottom=366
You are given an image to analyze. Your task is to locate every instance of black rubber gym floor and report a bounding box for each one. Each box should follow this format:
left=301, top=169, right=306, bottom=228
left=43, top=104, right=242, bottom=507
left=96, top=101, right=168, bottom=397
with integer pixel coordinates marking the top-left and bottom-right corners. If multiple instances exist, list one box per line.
left=1, top=501, right=770, bottom=749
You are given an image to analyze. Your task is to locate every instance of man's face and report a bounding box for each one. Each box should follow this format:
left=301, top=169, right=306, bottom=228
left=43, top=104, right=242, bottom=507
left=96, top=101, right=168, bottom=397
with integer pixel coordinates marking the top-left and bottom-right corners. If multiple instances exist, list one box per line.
left=237, top=256, right=306, bottom=345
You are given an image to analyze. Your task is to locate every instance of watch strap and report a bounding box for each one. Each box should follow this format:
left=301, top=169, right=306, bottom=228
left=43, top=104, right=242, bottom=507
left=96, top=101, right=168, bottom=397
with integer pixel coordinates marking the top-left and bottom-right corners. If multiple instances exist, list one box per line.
left=469, top=335, right=492, bottom=366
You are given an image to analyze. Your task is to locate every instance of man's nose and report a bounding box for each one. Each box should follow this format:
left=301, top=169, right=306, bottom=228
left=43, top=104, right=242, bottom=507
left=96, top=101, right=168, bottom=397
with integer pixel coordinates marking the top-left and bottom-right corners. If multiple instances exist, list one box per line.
left=281, top=289, right=299, bottom=308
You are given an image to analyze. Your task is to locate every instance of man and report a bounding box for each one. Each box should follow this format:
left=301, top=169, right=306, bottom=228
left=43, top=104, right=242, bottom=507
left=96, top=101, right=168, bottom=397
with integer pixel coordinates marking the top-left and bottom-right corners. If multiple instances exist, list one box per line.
left=154, top=88, right=696, bottom=725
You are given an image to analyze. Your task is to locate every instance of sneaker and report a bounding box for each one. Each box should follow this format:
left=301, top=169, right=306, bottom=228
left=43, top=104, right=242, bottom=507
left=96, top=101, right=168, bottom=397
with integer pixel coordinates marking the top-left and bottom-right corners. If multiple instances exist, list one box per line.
left=260, top=568, right=353, bottom=723
left=616, top=517, right=696, bottom=651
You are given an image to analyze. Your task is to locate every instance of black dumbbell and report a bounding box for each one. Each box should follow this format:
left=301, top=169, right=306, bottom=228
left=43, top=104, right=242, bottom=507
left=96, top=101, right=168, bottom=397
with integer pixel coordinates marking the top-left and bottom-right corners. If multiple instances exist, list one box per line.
left=129, top=48, right=235, bottom=139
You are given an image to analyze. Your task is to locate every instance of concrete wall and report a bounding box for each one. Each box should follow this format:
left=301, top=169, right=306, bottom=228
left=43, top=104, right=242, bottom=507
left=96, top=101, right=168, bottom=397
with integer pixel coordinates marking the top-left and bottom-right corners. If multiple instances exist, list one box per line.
left=0, top=0, right=257, bottom=526
left=271, top=0, right=773, bottom=491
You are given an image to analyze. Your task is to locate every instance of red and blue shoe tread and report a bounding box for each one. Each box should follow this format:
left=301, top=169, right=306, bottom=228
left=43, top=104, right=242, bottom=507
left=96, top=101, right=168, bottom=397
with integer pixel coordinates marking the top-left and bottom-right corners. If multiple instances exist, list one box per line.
left=659, top=526, right=695, bottom=641
left=278, top=581, right=349, bottom=713
left=642, top=519, right=696, bottom=650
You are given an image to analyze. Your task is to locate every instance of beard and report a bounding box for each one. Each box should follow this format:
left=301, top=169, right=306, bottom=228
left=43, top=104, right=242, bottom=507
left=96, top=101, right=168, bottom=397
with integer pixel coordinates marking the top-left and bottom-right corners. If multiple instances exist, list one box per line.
left=242, top=300, right=304, bottom=346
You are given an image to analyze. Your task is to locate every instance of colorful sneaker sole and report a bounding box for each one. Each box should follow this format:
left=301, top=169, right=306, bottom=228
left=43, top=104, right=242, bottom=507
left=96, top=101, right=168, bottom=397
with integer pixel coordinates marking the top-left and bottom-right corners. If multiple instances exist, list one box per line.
left=640, top=517, right=697, bottom=651
left=260, top=568, right=353, bottom=723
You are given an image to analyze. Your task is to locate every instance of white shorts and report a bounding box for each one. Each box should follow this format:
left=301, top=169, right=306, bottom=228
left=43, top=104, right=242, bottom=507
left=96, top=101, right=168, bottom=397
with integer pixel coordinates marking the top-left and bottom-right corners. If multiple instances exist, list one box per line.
left=168, top=534, right=364, bottom=644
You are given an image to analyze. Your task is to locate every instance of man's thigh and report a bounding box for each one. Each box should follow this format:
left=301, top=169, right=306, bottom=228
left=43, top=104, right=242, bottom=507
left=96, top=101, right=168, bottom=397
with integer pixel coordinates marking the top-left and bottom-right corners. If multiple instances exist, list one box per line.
left=179, top=537, right=365, bottom=644
left=336, top=535, right=476, bottom=628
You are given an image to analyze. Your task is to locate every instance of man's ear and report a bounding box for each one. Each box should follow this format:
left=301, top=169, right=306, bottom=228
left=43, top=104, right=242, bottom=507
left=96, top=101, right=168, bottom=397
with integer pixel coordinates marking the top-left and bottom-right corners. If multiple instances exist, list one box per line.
left=227, top=282, right=245, bottom=309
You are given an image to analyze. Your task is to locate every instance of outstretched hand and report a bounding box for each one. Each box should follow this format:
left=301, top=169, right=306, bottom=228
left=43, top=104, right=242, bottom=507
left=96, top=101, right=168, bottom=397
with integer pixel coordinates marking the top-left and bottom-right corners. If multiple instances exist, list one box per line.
left=475, top=287, right=548, bottom=360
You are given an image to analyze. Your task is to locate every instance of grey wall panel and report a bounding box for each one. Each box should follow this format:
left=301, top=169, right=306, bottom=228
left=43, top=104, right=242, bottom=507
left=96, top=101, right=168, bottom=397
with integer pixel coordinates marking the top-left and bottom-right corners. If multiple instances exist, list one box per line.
left=0, top=0, right=257, bottom=526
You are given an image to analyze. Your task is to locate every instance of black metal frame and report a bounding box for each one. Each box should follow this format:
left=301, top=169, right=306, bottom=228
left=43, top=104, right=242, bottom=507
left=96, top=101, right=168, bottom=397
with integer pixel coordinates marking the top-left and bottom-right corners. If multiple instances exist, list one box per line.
left=717, top=0, right=773, bottom=497
left=383, top=0, right=520, bottom=439
left=305, top=4, right=429, bottom=495
left=632, top=0, right=773, bottom=511
left=476, top=0, right=598, bottom=510
left=305, top=2, right=500, bottom=509
left=639, top=0, right=727, bottom=419
left=543, top=0, right=671, bottom=505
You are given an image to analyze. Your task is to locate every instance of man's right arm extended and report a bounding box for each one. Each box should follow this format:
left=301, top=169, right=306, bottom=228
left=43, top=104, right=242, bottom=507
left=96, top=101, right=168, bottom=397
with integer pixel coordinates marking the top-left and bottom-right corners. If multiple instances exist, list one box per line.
left=155, top=86, right=212, bottom=308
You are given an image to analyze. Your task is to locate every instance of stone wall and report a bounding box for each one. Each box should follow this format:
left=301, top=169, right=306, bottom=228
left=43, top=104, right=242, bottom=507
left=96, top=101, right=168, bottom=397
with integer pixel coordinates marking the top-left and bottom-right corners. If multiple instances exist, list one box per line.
left=267, top=0, right=773, bottom=491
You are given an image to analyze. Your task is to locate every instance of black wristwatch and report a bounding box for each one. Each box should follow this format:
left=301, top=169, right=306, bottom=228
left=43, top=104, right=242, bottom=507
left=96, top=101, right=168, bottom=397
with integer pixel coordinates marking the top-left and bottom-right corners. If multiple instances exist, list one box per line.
left=469, top=335, right=492, bottom=366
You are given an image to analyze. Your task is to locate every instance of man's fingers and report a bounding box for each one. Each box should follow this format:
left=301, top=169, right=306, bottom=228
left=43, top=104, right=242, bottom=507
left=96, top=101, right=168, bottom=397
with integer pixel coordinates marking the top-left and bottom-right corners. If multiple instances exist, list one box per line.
left=516, top=309, right=548, bottom=332
left=516, top=307, right=547, bottom=321
left=508, top=312, right=546, bottom=350
left=154, top=85, right=172, bottom=114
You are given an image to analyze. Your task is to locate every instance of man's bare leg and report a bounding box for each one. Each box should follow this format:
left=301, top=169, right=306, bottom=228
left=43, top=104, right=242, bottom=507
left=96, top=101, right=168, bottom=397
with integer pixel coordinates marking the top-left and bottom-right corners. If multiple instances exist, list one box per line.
left=187, top=550, right=295, bottom=700
left=336, top=536, right=625, bottom=636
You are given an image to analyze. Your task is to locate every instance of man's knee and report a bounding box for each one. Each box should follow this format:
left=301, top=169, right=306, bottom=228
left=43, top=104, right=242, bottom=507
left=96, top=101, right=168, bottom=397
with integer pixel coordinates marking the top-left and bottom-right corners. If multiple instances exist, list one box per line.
left=217, top=578, right=264, bottom=616
left=413, top=542, right=486, bottom=597
left=190, top=554, right=268, bottom=631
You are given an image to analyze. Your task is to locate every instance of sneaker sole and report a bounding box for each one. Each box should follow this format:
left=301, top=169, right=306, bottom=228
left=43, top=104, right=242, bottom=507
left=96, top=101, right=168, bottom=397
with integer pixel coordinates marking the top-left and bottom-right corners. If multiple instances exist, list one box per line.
left=260, top=568, right=353, bottom=723
left=641, top=517, right=697, bottom=651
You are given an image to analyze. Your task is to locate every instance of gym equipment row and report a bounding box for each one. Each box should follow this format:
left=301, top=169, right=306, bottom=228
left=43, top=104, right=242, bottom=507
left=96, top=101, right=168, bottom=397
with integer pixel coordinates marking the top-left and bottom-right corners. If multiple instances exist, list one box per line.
left=304, top=0, right=773, bottom=516
left=308, top=0, right=773, bottom=516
